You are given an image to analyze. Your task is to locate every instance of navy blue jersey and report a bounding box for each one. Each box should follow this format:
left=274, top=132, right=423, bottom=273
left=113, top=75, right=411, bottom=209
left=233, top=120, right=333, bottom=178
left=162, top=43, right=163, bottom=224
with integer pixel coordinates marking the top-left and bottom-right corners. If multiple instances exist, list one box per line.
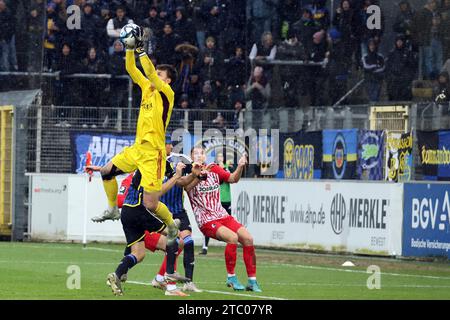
left=124, top=160, right=191, bottom=216
left=160, top=158, right=192, bottom=216
left=123, top=171, right=144, bottom=207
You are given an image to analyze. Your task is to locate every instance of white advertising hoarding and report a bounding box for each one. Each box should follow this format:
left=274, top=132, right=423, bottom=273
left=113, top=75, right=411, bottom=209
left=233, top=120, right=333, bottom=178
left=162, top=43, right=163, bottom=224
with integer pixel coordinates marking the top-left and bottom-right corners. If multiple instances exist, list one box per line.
left=231, top=179, right=403, bottom=256
left=29, top=174, right=204, bottom=243
left=31, top=174, right=125, bottom=242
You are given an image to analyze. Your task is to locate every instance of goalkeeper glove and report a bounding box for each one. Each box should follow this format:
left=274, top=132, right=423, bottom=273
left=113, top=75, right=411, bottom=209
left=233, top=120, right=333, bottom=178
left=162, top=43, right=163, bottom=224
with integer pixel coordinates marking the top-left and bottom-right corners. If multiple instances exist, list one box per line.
left=132, top=26, right=145, bottom=53
left=135, top=39, right=145, bottom=54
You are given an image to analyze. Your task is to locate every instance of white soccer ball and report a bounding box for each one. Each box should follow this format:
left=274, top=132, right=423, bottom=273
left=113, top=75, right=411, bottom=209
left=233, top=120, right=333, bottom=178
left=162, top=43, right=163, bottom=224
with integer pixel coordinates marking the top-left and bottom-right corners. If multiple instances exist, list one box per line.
left=119, top=23, right=140, bottom=48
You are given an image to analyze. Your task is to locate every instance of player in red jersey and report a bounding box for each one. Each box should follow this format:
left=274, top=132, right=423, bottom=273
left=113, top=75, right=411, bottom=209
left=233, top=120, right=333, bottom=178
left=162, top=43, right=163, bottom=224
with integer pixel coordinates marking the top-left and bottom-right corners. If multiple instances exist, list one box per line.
left=184, top=146, right=261, bottom=292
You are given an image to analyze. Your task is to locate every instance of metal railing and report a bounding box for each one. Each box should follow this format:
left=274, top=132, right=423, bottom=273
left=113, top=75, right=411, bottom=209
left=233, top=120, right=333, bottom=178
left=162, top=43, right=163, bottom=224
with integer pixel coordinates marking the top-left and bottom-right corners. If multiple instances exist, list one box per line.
left=16, top=97, right=450, bottom=174
left=24, top=105, right=241, bottom=173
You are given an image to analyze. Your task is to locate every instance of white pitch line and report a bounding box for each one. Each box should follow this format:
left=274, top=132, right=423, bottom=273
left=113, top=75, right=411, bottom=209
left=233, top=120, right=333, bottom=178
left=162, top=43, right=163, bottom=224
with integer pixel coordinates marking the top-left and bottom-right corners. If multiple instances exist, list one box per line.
left=196, top=256, right=450, bottom=281
left=192, top=281, right=450, bottom=289
left=5, top=244, right=450, bottom=281
left=127, top=280, right=287, bottom=300
left=274, top=263, right=450, bottom=280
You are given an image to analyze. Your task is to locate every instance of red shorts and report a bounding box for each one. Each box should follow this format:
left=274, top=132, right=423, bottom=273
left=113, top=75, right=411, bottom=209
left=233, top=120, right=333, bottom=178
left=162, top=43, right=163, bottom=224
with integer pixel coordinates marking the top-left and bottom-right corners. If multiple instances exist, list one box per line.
left=200, top=215, right=243, bottom=239
left=144, top=231, right=162, bottom=252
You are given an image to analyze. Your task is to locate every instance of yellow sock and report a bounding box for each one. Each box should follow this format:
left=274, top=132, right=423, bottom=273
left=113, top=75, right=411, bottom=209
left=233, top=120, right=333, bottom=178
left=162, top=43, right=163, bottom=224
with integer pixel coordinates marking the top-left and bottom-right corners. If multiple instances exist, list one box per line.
left=155, top=202, right=174, bottom=226
left=103, top=178, right=118, bottom=209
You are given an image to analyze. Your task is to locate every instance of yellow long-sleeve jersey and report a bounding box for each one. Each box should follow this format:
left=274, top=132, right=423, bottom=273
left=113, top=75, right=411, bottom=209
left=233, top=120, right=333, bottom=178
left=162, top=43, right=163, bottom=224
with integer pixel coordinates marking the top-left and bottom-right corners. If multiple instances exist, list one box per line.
left=125, top=50, right=174, bottom=149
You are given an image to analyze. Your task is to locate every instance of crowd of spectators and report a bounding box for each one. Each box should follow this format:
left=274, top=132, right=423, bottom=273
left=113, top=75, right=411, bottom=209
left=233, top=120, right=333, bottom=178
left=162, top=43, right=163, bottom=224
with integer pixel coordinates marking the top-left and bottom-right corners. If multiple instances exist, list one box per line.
left=3, top=0, right=450, bottom=127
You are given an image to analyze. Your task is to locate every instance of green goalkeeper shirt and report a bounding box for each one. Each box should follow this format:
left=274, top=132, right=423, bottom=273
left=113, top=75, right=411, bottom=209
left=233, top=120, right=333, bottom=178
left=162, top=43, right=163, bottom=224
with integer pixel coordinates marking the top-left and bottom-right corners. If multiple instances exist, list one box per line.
left=220, top=163, right=232, bottom=203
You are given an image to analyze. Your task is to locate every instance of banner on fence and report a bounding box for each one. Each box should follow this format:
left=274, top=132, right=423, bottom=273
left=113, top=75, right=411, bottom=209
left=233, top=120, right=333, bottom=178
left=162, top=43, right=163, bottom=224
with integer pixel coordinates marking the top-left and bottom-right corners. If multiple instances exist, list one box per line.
left=403, top=183, right=450, bottom=258
left=385, top=132, right=413, bottom=182
left=417, top=130, right=450, bottom=181
left=357, top=130, right=385, bottom=180
left=231, top=179, right=403, bottom=255
left=278, top=131, right=322, bottom=179
left=70, top=132, right=135, bottom=174
left=322, top=129, right=358, bottom=180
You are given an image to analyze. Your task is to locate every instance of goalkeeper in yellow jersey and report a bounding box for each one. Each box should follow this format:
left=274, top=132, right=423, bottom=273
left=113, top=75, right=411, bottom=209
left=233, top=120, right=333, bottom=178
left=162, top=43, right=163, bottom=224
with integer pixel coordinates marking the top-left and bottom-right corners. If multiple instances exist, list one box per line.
left=88, top=25, right=180, bottom=243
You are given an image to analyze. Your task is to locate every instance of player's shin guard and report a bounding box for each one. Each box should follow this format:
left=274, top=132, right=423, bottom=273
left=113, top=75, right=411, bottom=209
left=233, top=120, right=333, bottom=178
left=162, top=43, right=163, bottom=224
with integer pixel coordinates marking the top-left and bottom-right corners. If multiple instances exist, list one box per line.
left=224, top=243, right=238, bottom=275
left=243, top=246, right=257, bottom=278
left=102, top=177, right=118, bottom=209
left=183, top=235, right=195, bottom=280
left=155, top=202, right=175, bottom=226
left=115, top=254, right=137, bottom=278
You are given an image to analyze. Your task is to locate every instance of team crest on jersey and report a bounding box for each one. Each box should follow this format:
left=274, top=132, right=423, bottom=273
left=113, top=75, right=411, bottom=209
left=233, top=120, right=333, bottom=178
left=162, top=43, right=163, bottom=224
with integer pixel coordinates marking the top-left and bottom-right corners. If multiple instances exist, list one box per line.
left=118, top=186, right=126, bottom=195
left=141, top=102, right=154, bottom=111
left=211, top=224, right=216, bottom=229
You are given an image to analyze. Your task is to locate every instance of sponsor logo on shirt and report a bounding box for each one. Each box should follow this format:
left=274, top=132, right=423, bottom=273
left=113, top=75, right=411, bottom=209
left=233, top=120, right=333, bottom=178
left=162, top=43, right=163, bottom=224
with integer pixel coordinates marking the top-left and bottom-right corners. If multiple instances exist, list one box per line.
left=198, top=184, right=220, bottom=193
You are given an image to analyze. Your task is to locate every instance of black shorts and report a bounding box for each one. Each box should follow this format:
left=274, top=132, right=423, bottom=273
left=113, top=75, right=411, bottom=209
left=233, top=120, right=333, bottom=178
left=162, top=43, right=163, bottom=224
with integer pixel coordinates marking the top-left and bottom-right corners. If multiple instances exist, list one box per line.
left=173, top=210, right=192, bottom=232
left=121, top=204, right=166, bottom=247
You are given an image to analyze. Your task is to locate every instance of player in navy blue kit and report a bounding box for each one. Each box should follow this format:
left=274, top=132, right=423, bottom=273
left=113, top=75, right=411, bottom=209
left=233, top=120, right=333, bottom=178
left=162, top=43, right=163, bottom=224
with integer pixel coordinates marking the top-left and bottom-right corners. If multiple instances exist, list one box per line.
left=150, top=136, right=203, bottom=293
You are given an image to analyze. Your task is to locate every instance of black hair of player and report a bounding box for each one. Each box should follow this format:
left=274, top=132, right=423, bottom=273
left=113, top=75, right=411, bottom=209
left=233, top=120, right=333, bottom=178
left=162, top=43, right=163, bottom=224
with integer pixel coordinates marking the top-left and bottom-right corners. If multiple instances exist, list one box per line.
left=157, top=64, right=178, bottom=85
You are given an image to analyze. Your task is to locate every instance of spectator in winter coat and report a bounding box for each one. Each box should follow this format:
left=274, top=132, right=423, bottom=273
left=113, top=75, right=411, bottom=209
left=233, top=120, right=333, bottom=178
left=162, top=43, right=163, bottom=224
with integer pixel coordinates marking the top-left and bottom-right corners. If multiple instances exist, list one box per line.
left=247, top=0, right=277, bottom=46
left=362, top=38, right=385, bottom=102
left=173, top=6, right=196, bottom=45
left=108, top=40, right=127, bottom=121
left=386, top=34, right=416, bottom=101
left=332, top=0, right=358, bottom=64
left=205, top=4, right=223, bottom=44
left=28, top=0, right=45, bottom=71
left=292, top=8, right=321, bottom=50
left=155, top=22, right=182, bottom=65
left=196, top=36, right=224, bottom=92
left=423, top=14, right=445, bottom=80
left=249, top=31, right=277, bottom=63
left=327, top=28, right=352, bottom=105
left=106, top=6, right=134, bottom=53
left=81, top=3, right=102, bottom=51
left=276, top=30, right=307, bottom=107
left=82, top=47, right=107, bottom=108
left=245, top=66, right=271, bottom=110
left=411, top=0, right=438, bottom=78
left=141, top=6, right=164, bottom=39
left=392, top=1, right=415, bottom=47
left=305, top=30, right=329, bottom=106
left=225, top=46, right=250, bottom=88
left=52, top=43, right=81, bottom=111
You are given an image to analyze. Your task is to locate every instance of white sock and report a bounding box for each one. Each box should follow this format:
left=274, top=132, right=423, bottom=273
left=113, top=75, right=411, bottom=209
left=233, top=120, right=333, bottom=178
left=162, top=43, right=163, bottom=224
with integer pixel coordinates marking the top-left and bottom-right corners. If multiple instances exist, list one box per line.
left=167, top=284, right=177, bottom=291
left=227, top=274, right=236, bottom=278
left=249, top=277, right=256, bottom=281
left=156, top=274, right=165, bottom=282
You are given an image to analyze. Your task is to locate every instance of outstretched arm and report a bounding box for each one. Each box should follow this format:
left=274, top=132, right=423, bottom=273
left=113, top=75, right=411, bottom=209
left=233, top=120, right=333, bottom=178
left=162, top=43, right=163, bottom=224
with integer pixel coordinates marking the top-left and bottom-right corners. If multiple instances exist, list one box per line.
left=139, top=52, right=173, bottom=96
left=228, top=155, right=247, bottom=183
left=126, top=49, right=150, bottom=89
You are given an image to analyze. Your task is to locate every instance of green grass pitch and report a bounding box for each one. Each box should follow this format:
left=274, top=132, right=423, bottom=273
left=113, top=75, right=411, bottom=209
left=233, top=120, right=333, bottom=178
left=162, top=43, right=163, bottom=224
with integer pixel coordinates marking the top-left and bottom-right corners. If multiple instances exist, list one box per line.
left=0, top=242, right=449, bottom=300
